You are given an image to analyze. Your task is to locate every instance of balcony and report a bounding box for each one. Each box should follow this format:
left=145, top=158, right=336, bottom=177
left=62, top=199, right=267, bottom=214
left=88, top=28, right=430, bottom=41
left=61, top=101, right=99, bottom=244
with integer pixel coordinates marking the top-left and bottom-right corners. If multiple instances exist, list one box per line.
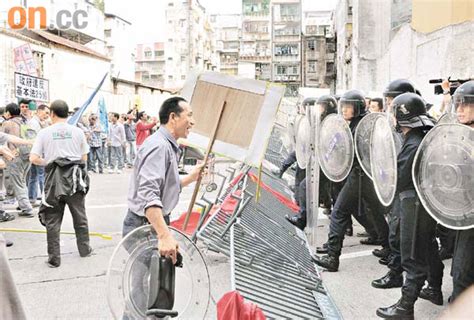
left=273, top=34, right=300, bottom=42
left=242, top=12, right=270, bottom=21
left=273, top=55, right=300, bottom=62
left=239, top=55, right=272, bottom=63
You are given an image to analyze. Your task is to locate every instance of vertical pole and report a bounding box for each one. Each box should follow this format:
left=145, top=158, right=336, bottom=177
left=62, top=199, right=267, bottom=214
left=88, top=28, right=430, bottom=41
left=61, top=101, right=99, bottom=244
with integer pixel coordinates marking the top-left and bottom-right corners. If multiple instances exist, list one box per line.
left=183, top=101, right=227, bottom=231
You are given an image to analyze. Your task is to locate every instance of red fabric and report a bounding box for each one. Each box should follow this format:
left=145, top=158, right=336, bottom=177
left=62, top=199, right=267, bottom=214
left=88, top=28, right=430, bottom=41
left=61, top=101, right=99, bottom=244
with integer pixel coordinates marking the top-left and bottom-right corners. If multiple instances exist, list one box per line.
left=248, top=173, right=300, bottom=212
left=170, top=211, right=201, bottom=235
left=171, top=190, right=242, bottom=235
left=135, top=121, right=157, bottom=146
left=217, top=291, right=266, bottom=320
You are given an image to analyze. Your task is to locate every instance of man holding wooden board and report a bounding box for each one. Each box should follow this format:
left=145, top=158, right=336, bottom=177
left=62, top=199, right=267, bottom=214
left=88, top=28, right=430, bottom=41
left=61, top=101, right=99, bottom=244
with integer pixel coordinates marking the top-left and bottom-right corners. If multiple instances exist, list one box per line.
left=123, top=96, right=204, bottom=263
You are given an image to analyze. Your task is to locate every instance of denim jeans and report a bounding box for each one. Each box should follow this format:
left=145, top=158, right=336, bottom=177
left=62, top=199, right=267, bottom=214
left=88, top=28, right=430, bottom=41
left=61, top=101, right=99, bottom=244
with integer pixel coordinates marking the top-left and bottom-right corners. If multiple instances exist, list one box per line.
left=125, top=140, right=136, bottom=165
left=88, top=146, right=104, bottom=173
left=28, top=164, right=45, bottom=201
left=110, top=146, right=124, bottom=170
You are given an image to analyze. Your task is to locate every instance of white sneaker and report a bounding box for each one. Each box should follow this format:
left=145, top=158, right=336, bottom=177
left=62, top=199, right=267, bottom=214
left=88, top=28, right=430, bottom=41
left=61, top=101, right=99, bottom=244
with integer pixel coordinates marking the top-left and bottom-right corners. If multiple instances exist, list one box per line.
left=108, top=169, right=114, bottom=174
left=116, top=169, right=123, bottom=174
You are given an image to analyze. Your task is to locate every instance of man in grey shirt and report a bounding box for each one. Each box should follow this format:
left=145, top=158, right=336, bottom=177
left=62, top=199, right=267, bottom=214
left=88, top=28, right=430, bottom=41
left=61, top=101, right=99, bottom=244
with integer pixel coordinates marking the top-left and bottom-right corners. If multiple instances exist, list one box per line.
left=108, top=113, right=126, bottom=173
left=123, top=96, right=203, bottom=263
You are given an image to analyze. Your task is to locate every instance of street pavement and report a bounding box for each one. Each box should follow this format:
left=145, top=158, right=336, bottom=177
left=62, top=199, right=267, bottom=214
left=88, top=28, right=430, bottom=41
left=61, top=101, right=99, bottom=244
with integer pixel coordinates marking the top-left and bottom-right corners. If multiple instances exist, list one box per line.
left=2, top=168, right=453, bottom=319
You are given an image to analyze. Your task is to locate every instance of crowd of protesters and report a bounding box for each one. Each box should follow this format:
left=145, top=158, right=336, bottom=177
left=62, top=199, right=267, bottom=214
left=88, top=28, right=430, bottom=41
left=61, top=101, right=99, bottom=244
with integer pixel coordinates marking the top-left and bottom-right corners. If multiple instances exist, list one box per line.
left=0, top=100, right=159, bottom=224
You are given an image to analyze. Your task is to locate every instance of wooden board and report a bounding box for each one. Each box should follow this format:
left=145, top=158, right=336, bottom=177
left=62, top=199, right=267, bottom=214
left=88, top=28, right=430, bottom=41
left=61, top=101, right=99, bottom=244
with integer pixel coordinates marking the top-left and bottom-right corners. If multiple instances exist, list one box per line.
left=190, top=80, right=265, bottom=148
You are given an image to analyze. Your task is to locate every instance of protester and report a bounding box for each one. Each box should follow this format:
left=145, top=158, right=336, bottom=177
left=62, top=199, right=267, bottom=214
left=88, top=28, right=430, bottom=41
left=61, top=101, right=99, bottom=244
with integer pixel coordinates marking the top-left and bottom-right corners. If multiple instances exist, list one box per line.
left=87, top=114, right=104, bottom=174
left=123, top=97, right=204, bottom=263
left=1, top=103, right=35, bottom=217
left=30, top=100, right=92, bottom=268
left=135, top=111, right=158, bottom=149
left=27, top=104, right=50, bottom=205
left=124, top=112, right=137, bottom=167
left=108, top=113, right=126, bottom=174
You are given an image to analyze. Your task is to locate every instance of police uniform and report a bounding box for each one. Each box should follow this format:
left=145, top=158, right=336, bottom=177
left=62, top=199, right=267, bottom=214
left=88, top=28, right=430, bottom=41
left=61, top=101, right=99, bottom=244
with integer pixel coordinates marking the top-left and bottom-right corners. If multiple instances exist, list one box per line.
left=377, top=93, right=444, bottom=319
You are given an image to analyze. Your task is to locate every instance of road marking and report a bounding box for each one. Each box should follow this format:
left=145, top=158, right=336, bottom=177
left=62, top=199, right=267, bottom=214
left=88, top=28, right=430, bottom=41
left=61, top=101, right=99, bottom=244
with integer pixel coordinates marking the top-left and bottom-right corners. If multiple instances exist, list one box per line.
left=340, top=249, right=374, bottom=260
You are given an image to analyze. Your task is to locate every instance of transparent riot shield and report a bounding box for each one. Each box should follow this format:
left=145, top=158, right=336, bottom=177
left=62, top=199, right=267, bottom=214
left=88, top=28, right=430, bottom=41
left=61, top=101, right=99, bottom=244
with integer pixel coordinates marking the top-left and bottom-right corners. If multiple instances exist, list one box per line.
left=413, top=124, right=474, bottom=229
left=107, top=226, right=210, bottom=319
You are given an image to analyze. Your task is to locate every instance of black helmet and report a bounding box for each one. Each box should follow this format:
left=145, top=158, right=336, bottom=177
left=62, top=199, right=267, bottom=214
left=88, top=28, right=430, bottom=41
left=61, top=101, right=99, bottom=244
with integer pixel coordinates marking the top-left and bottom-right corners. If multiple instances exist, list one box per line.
left=453, top=80, right=474, bottom=108
left=302, top=97, right=317, bottom=107
left=453, top=80, right=474, bottom=125
left=383, top=79, right=416, bottom=98
left=392, top=93, right=435, bottom=129
left=317, top=95, right=337, bottom=119
left=339, top=89, right=366, bottom=117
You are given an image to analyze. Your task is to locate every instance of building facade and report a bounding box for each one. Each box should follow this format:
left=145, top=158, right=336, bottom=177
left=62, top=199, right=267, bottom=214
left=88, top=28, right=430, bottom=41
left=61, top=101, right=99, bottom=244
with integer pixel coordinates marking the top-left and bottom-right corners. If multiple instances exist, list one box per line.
left=135, top=42, right=166, bottom=88
left=164, top=0, right=218, bottom=88
left=239, top=0, right=272, bottom=81
left=104, top=13, right=135, bottom=82
left=211, top=14, right=241, bottom=76
left=270, top=0, right=302, bottom=96
left=302, top=11, right=336, bottom=90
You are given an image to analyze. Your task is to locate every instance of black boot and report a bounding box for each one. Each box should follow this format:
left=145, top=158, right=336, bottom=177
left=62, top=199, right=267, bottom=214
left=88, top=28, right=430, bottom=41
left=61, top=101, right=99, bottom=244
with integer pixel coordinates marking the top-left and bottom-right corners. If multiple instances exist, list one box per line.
left=360, top=237, right=383, bottom=245
left=379, top=254, right=393, bottom=266
left=372, top=270, right=403, bottom=289
left=419, top=286, right=443, bottom=306
left=316, top=242, right=328, bottom=254
left=373, top=247, right=391, bottom=258
left=312, top=254, right=339, bottom=272
left=6, top=239, right=13, bottom=247
left=285, top=214, right=306, bottom=230
left=376, top=297, right=414, bottom=319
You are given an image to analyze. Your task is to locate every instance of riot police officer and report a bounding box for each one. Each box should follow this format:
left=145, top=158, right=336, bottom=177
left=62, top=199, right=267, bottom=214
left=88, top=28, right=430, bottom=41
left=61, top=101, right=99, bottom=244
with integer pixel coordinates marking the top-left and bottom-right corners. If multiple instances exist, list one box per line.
left=376, top=93, right=444, bottom=319
left=450, top=80, right=474, bottom=301
left=372, top=79, right=417, bottom=288
left=285, top=95, right=337, bottom=230
left=312, top=90, right=388, bottom=271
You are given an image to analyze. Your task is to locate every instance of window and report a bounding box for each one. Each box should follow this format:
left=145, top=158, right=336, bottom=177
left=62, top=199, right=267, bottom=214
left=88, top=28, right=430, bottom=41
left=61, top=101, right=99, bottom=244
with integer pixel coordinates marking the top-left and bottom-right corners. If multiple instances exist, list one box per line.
left=181, top=75, right=186, bottom=80
left=167, top=57, right=173, bottom=60
left=104, top=30, right=111, bottom=37
left=144, top=51, right=152, bottom=58
left=32, top=51, right=44, bottom=77
left=168, top=75, right=173, bottom=80
left=275, top=44, right=299, bottom=56
left=326, top=62, right=334, bottom=73
left=168, top=38, right=173, bottom=42
left=154, top=50, right=164, bottom=57
left=276, top=65, right=287, bottom=75
left=307, top=40, right=315, bottom=51
left=308, top=61, right=316, bottom=73
left=181, top=55, right=186, bottom=62
left=168, top=2, right=174, bottom=6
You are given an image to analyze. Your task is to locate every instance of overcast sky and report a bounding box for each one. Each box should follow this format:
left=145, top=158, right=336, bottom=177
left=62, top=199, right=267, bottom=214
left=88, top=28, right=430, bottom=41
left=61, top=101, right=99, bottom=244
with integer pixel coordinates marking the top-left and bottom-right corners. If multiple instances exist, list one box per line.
left=105, top=0, right=337, bottom=45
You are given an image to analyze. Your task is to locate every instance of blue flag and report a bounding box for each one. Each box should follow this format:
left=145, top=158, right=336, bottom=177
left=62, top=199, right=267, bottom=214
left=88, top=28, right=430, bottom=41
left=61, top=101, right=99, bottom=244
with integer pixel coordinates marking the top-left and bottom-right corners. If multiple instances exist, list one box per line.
left=97, top=97, right=108, bottom=134
left=68, top=72, right=108, bottom=125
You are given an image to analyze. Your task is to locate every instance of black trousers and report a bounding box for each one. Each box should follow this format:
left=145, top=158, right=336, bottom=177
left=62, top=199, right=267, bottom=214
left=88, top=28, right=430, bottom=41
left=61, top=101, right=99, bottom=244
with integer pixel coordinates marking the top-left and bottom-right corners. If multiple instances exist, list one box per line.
left=387, top=198, right=403, bottom=274
left=39, top=192, right=90, bottom=262
left=327, top=167, right=384, bottom=257
left=122, top=209, right=170, bottom=238
left=399, top=191, right=444, bottom=303
left=451, top=228, right=474, bottom=301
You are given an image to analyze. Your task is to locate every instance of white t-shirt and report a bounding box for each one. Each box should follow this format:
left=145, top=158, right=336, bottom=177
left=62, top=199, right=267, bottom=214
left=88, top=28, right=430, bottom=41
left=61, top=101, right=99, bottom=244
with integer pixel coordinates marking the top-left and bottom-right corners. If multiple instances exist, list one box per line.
left=31, top=122, right=90, bottom=164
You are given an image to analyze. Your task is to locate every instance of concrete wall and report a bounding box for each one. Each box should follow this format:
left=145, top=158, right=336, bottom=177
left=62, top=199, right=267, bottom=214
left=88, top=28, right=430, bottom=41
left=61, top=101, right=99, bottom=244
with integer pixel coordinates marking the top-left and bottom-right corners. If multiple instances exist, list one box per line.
left=336, top=0, right=473, bottom=108
left=412, top=0, right=474, bottom=33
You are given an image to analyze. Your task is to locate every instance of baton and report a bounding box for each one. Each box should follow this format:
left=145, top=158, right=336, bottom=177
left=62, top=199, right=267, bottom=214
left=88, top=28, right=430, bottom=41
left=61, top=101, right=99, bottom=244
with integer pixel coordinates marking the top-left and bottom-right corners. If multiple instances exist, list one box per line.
left=0, top=228, right=113, bottom=240
left=410, top=199, right=420, bottom=260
